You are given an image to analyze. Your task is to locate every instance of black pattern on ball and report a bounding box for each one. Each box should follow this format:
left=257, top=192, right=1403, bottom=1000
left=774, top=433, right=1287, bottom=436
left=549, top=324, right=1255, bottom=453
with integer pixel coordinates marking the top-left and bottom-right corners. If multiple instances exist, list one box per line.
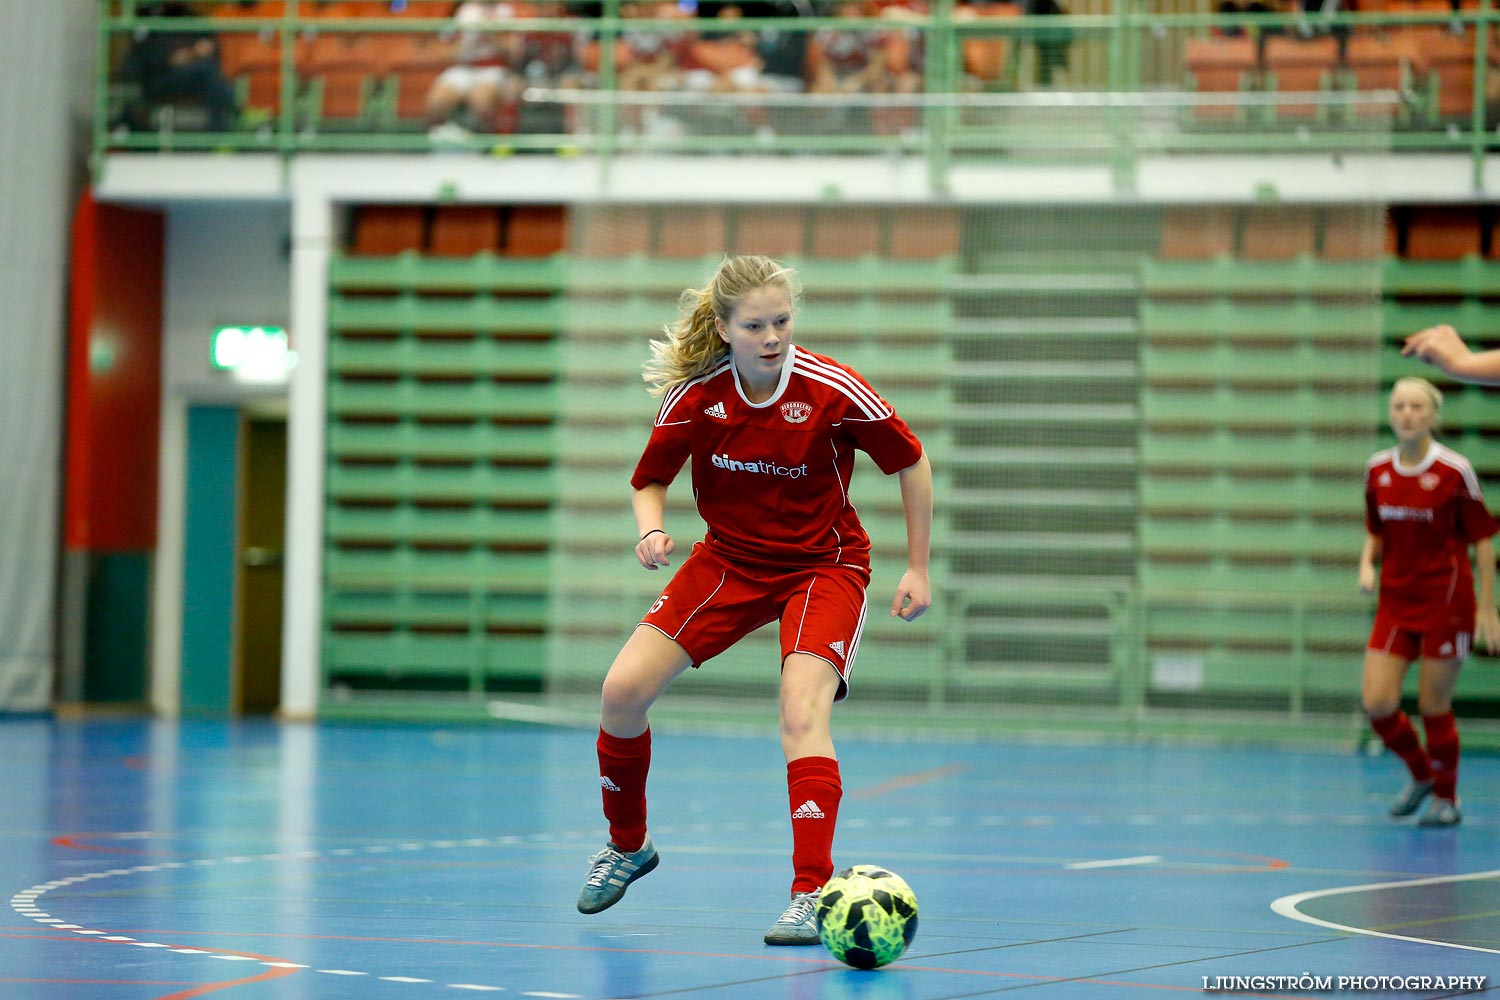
left=816, top=864, right=918, bottom=969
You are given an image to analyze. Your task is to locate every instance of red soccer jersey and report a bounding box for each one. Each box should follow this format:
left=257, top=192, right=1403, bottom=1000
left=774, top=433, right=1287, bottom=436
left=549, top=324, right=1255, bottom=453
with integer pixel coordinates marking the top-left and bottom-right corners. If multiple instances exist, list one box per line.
left=1365, top=443, right=1499, bottom=623
left=631, top=345, right=924, bottom=570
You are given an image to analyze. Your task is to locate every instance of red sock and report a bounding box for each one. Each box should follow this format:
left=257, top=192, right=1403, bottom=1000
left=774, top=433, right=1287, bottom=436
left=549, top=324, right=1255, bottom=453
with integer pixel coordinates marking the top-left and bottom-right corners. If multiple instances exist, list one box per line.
left=597, top=728, right=651, bottom=853
left=787, top=756, right=842, bottom=896
left=1422, top=711, right=1460, bottom=801
left=1370, top=711, right=1432, bottom=783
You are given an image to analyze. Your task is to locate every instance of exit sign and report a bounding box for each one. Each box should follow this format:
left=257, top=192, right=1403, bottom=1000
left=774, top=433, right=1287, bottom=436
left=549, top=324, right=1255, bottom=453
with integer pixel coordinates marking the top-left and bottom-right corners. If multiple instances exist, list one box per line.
left=212, top=326, right=294, bottom=380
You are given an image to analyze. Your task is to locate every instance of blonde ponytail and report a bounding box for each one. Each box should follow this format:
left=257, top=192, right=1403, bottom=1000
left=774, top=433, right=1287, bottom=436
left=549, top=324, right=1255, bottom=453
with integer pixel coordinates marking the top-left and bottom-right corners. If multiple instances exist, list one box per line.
left=642, top=255, right=799, bottom=396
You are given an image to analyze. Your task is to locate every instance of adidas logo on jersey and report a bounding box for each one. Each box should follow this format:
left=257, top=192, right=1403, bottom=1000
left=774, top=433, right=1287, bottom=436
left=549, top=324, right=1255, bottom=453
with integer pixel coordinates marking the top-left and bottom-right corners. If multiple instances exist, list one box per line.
left=828, top=640, right=845, bottom=656
left=600, top=775, right=622, bottom=792
left=792, top=799, right=825, bottom=819
left=704, top=401, right=727, bottom=419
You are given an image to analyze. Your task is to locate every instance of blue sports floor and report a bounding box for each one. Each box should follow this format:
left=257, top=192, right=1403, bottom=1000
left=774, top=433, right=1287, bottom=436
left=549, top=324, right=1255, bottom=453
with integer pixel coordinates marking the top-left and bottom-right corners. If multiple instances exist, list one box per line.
left=2, top=716, right=1497, bottom=999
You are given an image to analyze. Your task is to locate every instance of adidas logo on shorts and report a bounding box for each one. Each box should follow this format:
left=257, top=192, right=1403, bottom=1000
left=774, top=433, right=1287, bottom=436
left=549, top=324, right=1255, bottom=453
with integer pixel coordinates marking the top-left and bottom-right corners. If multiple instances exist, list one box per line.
left=600, top=775, right=622, bottom=792
left=704, top=401, right=727, bottom=419
left=828, top=640, right=845, bottom=656
left=792, top=799, right=825, bottom=819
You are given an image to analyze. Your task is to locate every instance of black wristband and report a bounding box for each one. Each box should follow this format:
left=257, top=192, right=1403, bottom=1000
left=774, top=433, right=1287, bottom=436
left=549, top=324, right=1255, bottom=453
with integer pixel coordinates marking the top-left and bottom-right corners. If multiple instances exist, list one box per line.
left=640, top=529, right=666, bottom=542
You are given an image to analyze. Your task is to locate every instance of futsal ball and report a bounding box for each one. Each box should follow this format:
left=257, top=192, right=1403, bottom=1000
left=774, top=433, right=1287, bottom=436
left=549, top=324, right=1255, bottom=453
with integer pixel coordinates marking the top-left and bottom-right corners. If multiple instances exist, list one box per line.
left=816, top=865, right=918, bottom=969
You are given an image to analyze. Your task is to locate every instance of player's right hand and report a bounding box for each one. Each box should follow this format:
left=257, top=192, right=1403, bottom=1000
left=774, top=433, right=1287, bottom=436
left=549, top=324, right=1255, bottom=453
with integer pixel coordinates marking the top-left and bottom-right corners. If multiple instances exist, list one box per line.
left=636, top=530, right=674, bottom=570
left=1401, top=324, right=1470, bottom=371
left=1357, top=564, right=1375, bottom=594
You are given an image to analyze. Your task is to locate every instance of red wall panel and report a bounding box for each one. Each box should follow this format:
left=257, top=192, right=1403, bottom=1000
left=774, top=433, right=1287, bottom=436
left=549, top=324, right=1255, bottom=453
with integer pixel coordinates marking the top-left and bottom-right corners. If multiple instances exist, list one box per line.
left=64, top=190, right=165, bottom=552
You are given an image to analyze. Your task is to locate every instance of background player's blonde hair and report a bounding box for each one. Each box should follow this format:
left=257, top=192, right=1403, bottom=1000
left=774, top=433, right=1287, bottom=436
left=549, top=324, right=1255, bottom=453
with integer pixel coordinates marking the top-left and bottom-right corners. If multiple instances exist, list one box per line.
left=642, top=255, right=800, bottom=396
left=1392, top=375, right=1444, bottom=415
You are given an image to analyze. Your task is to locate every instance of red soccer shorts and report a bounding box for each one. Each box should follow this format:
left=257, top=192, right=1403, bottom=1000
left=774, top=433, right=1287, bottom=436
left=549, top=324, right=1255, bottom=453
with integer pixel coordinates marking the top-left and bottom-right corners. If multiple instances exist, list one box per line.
left=639, top=543, right=872, bottom=701
left=1367, top=604, right=1475, bottom=663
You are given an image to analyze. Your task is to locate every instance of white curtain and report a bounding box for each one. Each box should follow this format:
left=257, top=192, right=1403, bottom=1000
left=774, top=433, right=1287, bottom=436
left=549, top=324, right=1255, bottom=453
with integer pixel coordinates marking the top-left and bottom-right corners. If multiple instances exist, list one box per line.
left=0, top=0, right=87, bottom=710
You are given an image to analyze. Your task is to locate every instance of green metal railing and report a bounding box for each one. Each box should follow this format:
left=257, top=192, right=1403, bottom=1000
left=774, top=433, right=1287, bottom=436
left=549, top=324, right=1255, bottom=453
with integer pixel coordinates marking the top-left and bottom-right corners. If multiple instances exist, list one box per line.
left=97, top=1, right=1496, bottom=187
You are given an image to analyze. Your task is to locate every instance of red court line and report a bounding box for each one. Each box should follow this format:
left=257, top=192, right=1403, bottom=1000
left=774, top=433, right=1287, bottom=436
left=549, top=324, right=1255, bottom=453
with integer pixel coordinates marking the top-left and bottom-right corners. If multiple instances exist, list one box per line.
left=0, top=929, right=303, bottom=997
left=152, top=963, right=300, bottom=1000
left=51, top=833, right=152, bottom=855
left=849, top=763, right=970, bottom=799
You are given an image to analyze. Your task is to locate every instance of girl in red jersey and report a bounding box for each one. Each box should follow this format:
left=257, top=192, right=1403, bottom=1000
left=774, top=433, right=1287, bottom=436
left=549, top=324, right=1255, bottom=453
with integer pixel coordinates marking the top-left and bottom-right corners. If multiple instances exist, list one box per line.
left=575, top=255, right=933, bottom=943
left=1360, top=377, right=1500, bottom=827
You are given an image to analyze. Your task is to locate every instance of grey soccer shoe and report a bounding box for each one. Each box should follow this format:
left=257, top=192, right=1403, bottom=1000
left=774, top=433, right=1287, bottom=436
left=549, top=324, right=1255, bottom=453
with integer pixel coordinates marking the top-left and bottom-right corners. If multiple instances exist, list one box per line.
left=1389, top=778, right=1435, bottom=818
left=577, top=836, right=659, bottom=914
left=1417, top=797, right=1462, bottom=828
left=764, top=889, right=821, bottom=945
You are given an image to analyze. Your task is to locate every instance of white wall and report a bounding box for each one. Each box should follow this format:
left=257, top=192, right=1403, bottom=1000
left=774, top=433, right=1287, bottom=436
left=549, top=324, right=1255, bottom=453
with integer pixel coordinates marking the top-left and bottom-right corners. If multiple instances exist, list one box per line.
left=151, top=203, right=291, bottom=715
left=0, top=0, right=95, bottom=710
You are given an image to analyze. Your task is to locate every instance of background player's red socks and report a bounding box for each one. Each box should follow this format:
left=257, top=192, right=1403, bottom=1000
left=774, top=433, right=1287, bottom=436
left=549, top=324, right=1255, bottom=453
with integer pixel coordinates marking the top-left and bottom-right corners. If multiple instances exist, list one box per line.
left=1370, top=711, right=1432, bottom=783
left=597, top=727, right=651, bottom=853
left=787, top=755, right=842, bottom=896
left=1422, top=711, right=1460, bottom=801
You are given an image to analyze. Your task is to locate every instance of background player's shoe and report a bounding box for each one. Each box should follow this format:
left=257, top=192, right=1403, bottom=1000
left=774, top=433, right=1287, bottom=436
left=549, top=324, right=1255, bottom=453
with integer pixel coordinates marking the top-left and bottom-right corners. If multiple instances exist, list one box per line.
left=1388, top=778, right=1434, bottom=817
left=577, top=837, right=658, bottom=913
left=1417, top=797, right=1461, bottom=827
left=763, top=889, right=821, bottom=945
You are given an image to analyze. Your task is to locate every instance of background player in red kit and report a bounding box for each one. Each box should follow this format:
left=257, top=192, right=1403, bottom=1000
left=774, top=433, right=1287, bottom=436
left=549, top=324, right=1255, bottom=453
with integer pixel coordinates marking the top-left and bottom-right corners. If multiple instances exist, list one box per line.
left=1360, top=377, right=1500, bottom=827
left=575, top=255, right=934, bottom=943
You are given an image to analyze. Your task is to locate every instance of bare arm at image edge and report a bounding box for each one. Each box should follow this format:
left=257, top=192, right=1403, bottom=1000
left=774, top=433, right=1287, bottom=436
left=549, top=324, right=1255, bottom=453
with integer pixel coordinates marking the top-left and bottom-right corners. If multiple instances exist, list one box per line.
left=1401, top=325, right=1500, bottom=385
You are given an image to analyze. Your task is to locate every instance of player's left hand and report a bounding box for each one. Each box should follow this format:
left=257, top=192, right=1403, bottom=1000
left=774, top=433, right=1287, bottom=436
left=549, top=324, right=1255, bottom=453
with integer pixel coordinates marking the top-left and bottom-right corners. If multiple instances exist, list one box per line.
left=1477, top=606, right=1500, bottom=653
left=890, top=569, right=931, bottom=622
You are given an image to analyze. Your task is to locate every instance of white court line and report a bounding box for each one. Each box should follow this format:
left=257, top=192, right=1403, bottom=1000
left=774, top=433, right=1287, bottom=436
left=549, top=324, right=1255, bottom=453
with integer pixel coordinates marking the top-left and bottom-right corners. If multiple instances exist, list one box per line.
left=1271, top=868, right=1500, bottom=955
left=1064, top=855, right=1162, bottom=870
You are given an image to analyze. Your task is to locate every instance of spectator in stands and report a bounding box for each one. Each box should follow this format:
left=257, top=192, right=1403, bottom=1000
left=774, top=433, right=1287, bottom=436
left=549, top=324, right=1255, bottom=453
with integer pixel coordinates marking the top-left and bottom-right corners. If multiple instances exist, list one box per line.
left=808, top=0, right=892, bottom=94
left=684, top=3, right=764, bottom=94
left=426, top=0, right=524, bottom=140
left=1213, top=0, right=1277, bottom=39
left=511, top=0, right=587, bottom=132
left=1359, top=376, right=1498, bottom=828
left=749, top=0, right=813, bottom=94
left=1403, top=325, right=1500, bottom=385
left=618, top=0, right=693, bottom=93
left=122, top=1, right=240, bottom=132
left=1024, top=0, right=1071, bottom=86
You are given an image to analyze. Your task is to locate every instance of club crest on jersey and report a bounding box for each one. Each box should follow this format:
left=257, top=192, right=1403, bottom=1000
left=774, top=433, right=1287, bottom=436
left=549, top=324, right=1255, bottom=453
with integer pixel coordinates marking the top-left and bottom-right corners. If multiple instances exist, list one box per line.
left=1420, top=473, right=1440, bottom=490
left=1378, top=472, right=1391, bottom=487
left=780, top=401, right=812, bottom=424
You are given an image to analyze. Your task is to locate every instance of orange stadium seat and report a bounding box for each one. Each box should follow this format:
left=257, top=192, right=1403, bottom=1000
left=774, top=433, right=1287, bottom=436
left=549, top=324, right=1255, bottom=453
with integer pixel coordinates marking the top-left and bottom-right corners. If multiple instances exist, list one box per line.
left=1240, top=206, right=1318, bottom=260
left=733, top=210, right=808, bottom=258
left=349, top=205, right=427, bottom=255
left=575, top=206, right=651, bottom=257
left=1158, top=206, right=1236, bottom=260
left=1184, top=35, right=1260, bottom=121
left=1264, top=35, right=1338, bottom=121
left=430, top=205, right=503, bottom=256
left=1404, top=28, right=1482, bottom=119
left=811, top=209, right=883, bottom=259
left=218, top=33, right=286, bottom=116
left=655, top=208, right=729, bottom=258
left=1321, top=206, right=1398, bottom=260
left=506, top=206, right=568, bottom=257
left=1343, top=34, right=1408, bottom=119
left=303, top=33, right=382, bottom=124
left=1405, top=206, right=1483, bottom=260
left=888, top=207, right=959, bottom=259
